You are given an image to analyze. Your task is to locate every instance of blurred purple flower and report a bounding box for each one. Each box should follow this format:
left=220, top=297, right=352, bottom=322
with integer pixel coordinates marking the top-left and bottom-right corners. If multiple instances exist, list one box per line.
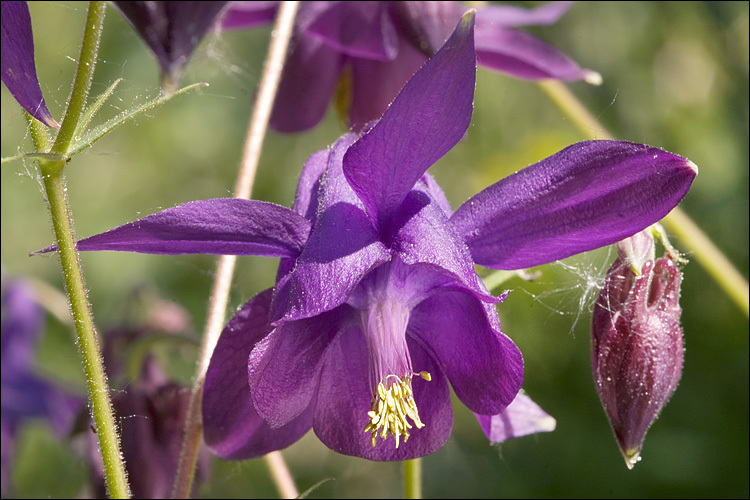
left=1, top=1, right=59, bottom=128
left=1, top=271, right=80, bottom=495
left=222, top=1, right=599, bottom=132
left=592, top=231, right=685, bottom=468
left=37, top=13, right=696, bottom=461
left=475, top=391, right=556, bottom=443
left=82, top=294, right=207, bottom=498
left=112, top=1, right=230, bottom=91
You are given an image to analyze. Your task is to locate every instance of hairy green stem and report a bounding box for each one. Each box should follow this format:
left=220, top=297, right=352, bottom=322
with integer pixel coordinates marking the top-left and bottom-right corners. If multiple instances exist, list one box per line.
left=171, top=3, right=301, bottom=498
left=538, top=79, right=749, bottom=317
left=404, top=458, right=422, bottom=499
left=52, top=1, right=106, bottom=156
left=26, top=2, right=131, bottom=498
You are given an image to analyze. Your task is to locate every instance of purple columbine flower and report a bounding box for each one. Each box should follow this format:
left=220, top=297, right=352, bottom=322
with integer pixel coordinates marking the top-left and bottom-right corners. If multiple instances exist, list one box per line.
left=1, top=1, right=59, bottom=128
left=1, top=270, right=81, bottom=494
left=37, top=12, right=696, bottom=461
left=112, top=1, right=230, bottom=92
left=221, top=1, right=600, bottom=132
left=591, top=230, right=685, bottom=468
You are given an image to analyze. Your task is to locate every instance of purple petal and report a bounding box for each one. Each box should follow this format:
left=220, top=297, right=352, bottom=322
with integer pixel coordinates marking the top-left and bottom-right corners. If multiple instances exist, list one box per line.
left=475, top=392, right=556, bottom=443
left=343, top=11, right=475, bottom=232
left=112, top=1, right=228, bottom=87
left=313, top=324, right=453, bottom=460
left=452, top=141, right=698, bottom=270
left=348, top=33, right=427, bottom=131
left=220, top=1, right=278, bottom=30
left=305, top=2, right=397, bottom=61
left=477, top=1, right=574, bottom=27
left=249, top=305, right=356, bottom=428
left=475, top=23, right=596, bottom=82
left=390, top=1, right=465, bottom=57
left=270, top=135, right=390, bottom=323
left=203, top=289, right=313, bottom=460
left=409, top=289, right=523, bottom=415
left=1, top=278, right=43, bottom=372
left=1, top=1, right=59, bottom=128
left=392, top=181, right=493, bottom=302
left=35, top=199, right=311, bottom=258
left=270, top=29, right=344, bottom=132
left=292, top=149, right=329, bottom=220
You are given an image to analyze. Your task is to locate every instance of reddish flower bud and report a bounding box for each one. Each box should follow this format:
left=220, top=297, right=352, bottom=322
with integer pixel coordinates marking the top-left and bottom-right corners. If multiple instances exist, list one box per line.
left=592, top=241, right=684, bottom=469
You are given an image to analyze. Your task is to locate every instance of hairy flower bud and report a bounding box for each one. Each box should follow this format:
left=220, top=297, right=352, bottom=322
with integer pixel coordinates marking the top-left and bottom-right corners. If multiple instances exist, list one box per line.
left=591, top=235, right=684, bottom=469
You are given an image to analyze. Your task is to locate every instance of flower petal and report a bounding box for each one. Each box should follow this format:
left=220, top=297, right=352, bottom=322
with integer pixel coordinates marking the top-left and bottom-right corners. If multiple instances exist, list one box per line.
left=305, top=2, right=397, bottom=61
left=474, top=23, right=595, bottom=82
left=0, top=1, right=59, bottom=128
left=475, top=391, right=556, bottom=443
left=203, top=289, right=313, bottom=460
left=35, top=199, right=312, bottom=258
left=348, top=32, right=427, bottom=131
left=270, top=30, right=344, bottom=132
left=409, top=289, right=523, bottom=415
left=342, top=11, right=475, bottom=232
left=313, top=324, right=453, bottom=460
left=390, top=1, right=465, bottom=57
left=451, top=141, right=698, bottom=270
left=113, top=1, right=228, bottom=88
left=392, top=182, right=493, bottom=302
left=477, top=1, right=574, bottom=28
left=249, top=304, right=356, bottom=428
left=271, top=135, right=389, bottom=323
left=220, top=1, right=278, bottom=30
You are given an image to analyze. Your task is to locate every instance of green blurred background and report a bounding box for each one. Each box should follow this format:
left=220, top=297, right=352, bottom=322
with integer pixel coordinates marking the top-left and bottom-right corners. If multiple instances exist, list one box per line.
left=1, top=1, right=747, bottom=498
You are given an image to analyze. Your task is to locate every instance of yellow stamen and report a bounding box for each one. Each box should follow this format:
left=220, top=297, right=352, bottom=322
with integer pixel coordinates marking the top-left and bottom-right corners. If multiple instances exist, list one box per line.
left=363, top=373, right=429, bottom=448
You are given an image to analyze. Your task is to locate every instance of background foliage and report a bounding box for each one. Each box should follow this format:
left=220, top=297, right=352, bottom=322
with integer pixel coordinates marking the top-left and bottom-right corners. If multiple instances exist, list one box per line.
left=1, top=1, right=747, bottom=498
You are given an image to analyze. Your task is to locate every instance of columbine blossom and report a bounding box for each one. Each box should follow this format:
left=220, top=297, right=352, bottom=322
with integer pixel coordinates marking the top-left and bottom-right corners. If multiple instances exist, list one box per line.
left=1, top=1, right=59, bottom=128
left=592, top=230, right=685, bottom=468
left=221, top=1, right=600, bottom=132
left=112, top=1, right=230, bottom=91
left=38, top=13, right=696, bottom=461
left=1, top=271, right=80, bottom=494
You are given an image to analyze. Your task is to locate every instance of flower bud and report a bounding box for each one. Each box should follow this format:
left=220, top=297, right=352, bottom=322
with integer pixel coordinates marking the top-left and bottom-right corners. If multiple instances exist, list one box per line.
left=591, top=235, right=684, bottom=469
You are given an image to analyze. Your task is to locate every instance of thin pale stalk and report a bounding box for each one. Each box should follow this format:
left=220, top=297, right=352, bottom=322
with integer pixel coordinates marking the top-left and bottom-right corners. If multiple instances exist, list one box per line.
left=538, top=79, right=749, bottom=317
left=264, top=451, right=298, bottom=499
left=404, top=458, right=422, bottom=499
left=171, top=3, right=301, bottom=498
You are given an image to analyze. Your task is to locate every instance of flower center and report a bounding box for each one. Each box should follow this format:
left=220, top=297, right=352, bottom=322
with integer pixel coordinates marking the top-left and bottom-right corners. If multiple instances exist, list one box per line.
left=363, top=371, right=431, bottom=448
left=358, top=295, right=430, bottom=448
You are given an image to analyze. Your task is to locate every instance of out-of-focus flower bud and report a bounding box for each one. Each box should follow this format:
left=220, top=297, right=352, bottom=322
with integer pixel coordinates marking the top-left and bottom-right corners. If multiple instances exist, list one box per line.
left=591, top=231, right=684, bottom=468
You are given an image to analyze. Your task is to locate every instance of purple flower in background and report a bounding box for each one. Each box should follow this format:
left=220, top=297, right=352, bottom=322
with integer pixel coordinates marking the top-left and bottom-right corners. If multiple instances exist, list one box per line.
left=1, top=1, right=59, bottom=128
left=592, top=231, right=685, bottom=468
left=222, top=1, right=599, bottom=132
left=475, top=391, right=556, bottom=444
left=112, top=1, right=229, bottom=92
left=37, top=13, right=696, bottom=461
left=1, top=271, right=80, bottom=495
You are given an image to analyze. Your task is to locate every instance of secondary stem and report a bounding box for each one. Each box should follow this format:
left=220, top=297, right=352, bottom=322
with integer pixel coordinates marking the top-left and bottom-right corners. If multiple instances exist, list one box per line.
left=171, top=3, right=301, bottom=498
left=538, top=79, right=749, bottom=317
left=404, top=458, right=422, bottom=499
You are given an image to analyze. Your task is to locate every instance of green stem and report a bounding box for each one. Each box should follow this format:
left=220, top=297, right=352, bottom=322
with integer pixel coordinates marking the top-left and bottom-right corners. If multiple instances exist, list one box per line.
left=52, top=1, right=106, bottom=156
left=29, top=117, right=130, bottom=499
left=170, top=3, right=301, bottom=498
left=538, top=79, right=749, bottom=317
left=28, top=2, right=130, bottom=497
left=404, top=458, right=422, bottom=499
